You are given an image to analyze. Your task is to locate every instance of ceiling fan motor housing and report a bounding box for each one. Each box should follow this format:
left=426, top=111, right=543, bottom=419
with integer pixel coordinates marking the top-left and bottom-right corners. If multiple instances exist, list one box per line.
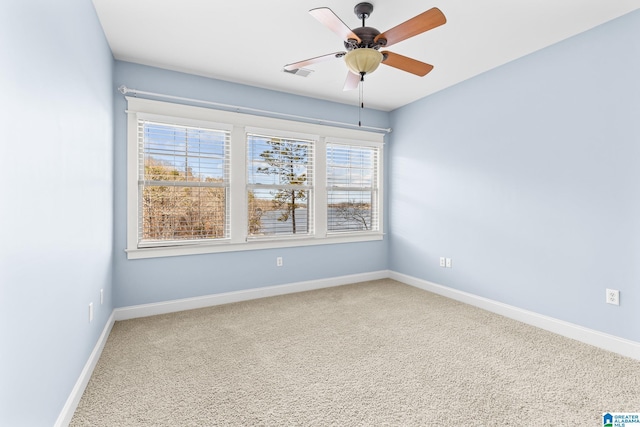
left=346, top=3, right=387, bottom=51
left=345, top=26, right=386, bottom=50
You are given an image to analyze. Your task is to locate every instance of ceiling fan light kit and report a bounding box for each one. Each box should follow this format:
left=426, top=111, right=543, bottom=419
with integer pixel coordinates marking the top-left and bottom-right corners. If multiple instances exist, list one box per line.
left=344, top=48, right=383, bottom=76
left=284, top=2, right=446, bottom=88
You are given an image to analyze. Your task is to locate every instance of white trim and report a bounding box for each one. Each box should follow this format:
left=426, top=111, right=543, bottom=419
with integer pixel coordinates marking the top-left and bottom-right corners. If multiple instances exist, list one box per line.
left=126, top=97, right=385, bottom=142
left=315, top=136, right=328, bottom=237
left=390, top=271, right=640, bottom=361
left=134, top=111, right=234, bottom=132
left=125, top=227, right=384, bottom=259
left=246, top=126, right=320, bottom=142
left=114, top=270, right=389, bottom=321
left=325, top=136, right=385, bottom=148
left=230, top=125, right=247, bottom=244
left=119, top=86, right=392, bottom=134
left=55, top=311, right=116, bottom=427
left=126, top=110, right=139, bottom=253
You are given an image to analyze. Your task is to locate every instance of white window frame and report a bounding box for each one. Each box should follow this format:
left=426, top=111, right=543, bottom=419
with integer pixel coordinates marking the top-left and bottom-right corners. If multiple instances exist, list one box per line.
left=126, top=97, right=384, bottom=259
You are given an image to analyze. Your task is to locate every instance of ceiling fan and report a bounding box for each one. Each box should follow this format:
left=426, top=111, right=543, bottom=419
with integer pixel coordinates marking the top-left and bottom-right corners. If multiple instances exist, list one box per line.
left=284, top=2, right=447, bottom=91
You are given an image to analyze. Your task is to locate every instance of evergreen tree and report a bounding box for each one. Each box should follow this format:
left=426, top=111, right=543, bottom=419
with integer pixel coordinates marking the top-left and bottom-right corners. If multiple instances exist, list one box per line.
left=257, top=139, right=308, bottom=234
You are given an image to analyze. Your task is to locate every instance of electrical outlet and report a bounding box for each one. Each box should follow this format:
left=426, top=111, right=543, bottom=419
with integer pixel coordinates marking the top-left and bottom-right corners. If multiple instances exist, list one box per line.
left=100, top=289, right=104, bottom=305
left=439, top=257, right=446, bottom=267
left=445, top=258, right=452, bottom=268
left=276, top=256, right=283, bottom=267
left=89, top=302, right=94, bottom=323
left=606, top=289, right=619, bottom=305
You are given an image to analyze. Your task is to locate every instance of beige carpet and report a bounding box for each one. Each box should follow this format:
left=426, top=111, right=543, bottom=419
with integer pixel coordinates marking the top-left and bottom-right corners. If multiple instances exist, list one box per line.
left=71, top=279, right=640, bottom=426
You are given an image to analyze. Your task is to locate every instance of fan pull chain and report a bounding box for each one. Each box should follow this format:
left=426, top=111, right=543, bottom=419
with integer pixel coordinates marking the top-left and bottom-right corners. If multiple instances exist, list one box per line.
left=358, top=72, right=365, bottom=127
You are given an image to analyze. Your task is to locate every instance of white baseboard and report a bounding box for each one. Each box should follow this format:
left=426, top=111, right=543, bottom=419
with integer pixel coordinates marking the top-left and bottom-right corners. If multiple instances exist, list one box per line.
left=55, top=311, right=116, bottom=427
left=114, top=270, right=390, bottom=321
left=390, top=271, right=640, bottom=361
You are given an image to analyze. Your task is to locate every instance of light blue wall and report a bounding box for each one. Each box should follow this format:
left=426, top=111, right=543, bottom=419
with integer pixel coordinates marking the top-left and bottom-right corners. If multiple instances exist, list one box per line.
left=389, top=11, right=640, bottom=342
left=0, top=1, right=114, bottom=425
left=113, top=62, right=390, bottom=308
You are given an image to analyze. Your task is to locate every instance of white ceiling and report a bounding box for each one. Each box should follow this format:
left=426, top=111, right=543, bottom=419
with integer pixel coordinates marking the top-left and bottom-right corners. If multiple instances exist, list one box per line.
left=92, top=0, right=638, bottom=112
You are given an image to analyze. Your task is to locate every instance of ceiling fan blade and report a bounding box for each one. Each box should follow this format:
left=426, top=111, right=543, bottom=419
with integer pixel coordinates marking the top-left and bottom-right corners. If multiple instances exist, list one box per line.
left=382, top=51, right=434, bottom=76
left=343, top=71, right=361, bottom=91
left=309, top=7, right=362, bottom=43
left=375, top=7, right=446, bottom=48
left=284, top=52, right=346, bottom=71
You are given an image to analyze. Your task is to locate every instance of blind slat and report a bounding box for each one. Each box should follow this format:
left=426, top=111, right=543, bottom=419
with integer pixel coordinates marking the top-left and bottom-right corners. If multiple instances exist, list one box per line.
left=140, top=180, right=228, bottom=188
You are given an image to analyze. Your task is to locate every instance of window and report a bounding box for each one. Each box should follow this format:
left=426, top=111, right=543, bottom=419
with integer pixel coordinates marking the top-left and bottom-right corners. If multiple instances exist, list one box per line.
left=126, top=97, right=384, bottom=259
left=247, top=133, right=314, bottom=237
left=327, top=142, right=379, bottom=233
left=137, top=120, right=230, bottom=247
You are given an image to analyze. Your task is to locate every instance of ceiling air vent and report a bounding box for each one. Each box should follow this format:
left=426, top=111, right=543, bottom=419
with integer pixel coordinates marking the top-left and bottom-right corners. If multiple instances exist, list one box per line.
left=283, top=68, right=314, bottom=77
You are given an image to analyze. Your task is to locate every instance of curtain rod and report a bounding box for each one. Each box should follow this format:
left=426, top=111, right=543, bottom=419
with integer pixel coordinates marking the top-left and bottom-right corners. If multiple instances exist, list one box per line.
left=118, top=86, right=392, bottom=134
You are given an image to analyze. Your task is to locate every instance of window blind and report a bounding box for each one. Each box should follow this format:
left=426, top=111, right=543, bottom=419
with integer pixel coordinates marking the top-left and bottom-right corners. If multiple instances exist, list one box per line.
left=326, top=143, right=379, bottom=232
left=137, top=119, right=231, bottom=246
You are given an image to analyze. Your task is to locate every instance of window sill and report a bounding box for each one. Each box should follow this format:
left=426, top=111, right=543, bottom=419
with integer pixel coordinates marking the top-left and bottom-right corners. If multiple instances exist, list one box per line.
left=125, top=232, right=384, bottom=259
